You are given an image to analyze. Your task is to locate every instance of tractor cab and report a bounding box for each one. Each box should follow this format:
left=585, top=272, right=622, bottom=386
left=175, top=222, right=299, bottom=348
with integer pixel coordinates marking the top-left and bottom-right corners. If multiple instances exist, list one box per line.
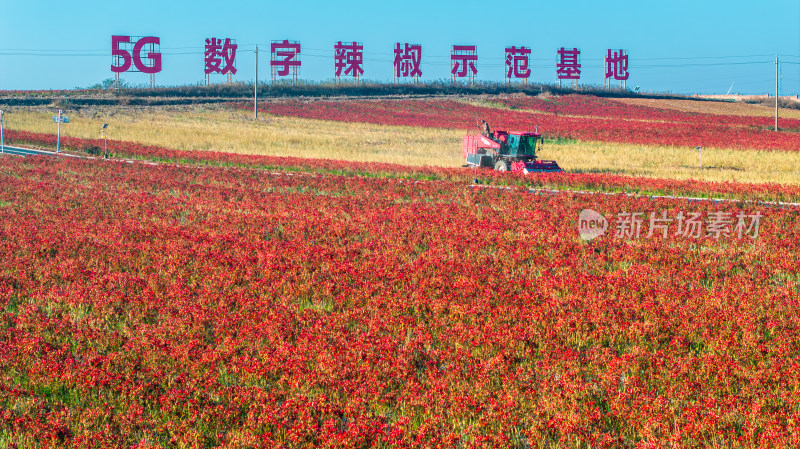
left=493, top=131, right=543, bottom=159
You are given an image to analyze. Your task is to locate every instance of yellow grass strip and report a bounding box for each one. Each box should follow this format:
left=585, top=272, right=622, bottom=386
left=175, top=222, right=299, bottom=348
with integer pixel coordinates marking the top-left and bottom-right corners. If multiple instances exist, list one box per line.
left=2, top=105, right=465, bottom=167
left=550, top=140, right=800, bottom=185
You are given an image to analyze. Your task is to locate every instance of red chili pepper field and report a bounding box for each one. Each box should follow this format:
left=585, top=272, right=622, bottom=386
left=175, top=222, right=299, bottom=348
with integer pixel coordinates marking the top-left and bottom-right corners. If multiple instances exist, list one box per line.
left=1, top=95, right=800, bottom=448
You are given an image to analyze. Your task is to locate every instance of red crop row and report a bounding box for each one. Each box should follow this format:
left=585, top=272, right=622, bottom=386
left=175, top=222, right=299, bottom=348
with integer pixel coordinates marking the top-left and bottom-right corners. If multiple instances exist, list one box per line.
left=244, top=98, right=800, bottom=151
left=5, top=128, right=800, bottom=204
left=1, top=156, right=799, bottom=447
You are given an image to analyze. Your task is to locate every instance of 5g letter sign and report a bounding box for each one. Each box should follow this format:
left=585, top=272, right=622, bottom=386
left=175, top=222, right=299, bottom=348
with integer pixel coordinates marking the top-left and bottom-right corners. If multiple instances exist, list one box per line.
left=111, top=35, right=162, bottom=74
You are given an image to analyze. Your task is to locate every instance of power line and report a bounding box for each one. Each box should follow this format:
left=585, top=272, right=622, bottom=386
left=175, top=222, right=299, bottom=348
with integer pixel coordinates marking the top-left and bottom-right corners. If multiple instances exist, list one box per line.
left=0, top=47, right=793, bottom=59
left=634, top=61, right=773, bottom=68
left=631, top=54, right=775, bottom=61
left=0, top=51, right=782, bottom=67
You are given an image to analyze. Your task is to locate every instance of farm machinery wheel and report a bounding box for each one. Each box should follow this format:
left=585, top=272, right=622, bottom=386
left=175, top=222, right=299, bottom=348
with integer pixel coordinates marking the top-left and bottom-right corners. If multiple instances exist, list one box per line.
left=494, top=161, right=509, bottom=172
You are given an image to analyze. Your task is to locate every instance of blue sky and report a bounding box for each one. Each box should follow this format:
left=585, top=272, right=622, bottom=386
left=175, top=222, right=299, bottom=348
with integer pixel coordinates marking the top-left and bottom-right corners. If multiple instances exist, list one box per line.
left=1, top=0, right=798, bottom=94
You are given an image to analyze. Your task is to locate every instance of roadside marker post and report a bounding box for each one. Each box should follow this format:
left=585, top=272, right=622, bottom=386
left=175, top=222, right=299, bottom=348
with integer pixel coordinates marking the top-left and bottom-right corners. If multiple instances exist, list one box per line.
left=52, top=110, right=70, bottom=154
left=1, top=110, right=4, bottom=154
left=56, top=110, right=61, bottom=153
left=696, top=146, right=702, bottom=168
left=101, top=124, right=108, bottom=158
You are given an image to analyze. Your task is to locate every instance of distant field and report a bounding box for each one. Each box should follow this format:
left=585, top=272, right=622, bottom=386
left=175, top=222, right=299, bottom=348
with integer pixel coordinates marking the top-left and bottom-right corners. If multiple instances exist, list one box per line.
left=616, top=97, right=800, bottom=119
left=3, top=94, right=800, bottom=185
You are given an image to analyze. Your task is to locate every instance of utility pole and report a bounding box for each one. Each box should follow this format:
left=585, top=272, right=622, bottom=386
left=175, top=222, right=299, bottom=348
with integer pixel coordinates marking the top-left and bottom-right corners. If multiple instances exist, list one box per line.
left=775, top=55, right=779, bottom=131
left=254, top=45, right=258, bottom=120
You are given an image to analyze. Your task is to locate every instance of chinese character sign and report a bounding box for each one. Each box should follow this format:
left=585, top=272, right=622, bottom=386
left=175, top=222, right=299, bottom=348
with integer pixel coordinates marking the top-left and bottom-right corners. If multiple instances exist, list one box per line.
left=111, top=35, right=162, bottom=74
left=394, top=43, right=422, bottom=80
left=271, top=40, right=301, bottom=81
left=505, top=46, right=531, bottom=81
left=334, top=41, right=364, bottom=80
left=605, top=49, right=629, bottom=87
left=451, top=45, right=477, bottom=83
left=204, top=38, right=237, bottom=75
left=555, top=47, right=580, bottom=84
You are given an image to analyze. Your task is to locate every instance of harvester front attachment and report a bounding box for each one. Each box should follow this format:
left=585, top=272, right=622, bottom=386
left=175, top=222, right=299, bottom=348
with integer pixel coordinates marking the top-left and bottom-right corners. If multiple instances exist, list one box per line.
left=519, top=160, right=563, bottom=174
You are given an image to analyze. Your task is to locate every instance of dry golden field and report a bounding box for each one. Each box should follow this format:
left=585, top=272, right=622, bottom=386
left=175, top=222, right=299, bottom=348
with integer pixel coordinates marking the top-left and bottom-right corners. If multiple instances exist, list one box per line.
left=5, top=105, right=462, bottom=167
left=4, top=102, right=800, bottom=185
